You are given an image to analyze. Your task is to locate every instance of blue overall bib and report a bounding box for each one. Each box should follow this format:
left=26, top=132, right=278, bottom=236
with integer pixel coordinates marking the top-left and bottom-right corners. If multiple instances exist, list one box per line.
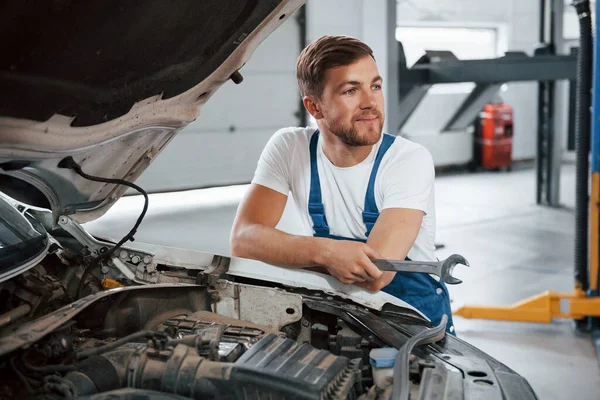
left=308, top=130, right=455, bottom=335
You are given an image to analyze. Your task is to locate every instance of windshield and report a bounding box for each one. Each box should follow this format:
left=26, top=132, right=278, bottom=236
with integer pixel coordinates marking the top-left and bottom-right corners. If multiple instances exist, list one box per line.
left=0, top=195, right=48, bottom=281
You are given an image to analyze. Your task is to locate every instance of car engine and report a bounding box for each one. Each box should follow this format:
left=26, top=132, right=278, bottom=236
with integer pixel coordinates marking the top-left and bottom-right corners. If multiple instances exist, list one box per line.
left=0, top=256, right=406, bottom=400
left=18, top=319, right=360, bottom=400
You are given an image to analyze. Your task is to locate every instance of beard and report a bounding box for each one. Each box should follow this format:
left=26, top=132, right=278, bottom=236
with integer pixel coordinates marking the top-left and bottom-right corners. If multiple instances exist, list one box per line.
left=328, top=110, right=384, bottom=147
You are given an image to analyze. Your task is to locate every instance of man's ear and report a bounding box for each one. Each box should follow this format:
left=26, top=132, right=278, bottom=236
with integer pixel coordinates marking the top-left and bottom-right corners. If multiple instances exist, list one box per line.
left=303, top=96, right=323, bottom=120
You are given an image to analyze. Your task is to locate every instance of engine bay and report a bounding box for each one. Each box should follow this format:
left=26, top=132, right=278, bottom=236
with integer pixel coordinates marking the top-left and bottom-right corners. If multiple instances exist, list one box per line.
left=0, top=257, right=451, bottom=400
left=0, top=272, right=407, bottom=400
left=5, top=312, right=362, bottom=399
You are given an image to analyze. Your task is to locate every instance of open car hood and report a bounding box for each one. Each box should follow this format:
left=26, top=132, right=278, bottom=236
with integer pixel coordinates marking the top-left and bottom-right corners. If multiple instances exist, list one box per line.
left=0, top=0, right=304, bottom=223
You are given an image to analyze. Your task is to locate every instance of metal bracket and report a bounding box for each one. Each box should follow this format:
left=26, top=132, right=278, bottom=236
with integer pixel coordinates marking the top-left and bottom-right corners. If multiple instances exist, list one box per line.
left=196, top=255, right=230, bottom=287
left=57, top=215, right=157, bottom=283
left=396, top=41, right=577, bottom=133
left=210, top=280, right=303, bottom=331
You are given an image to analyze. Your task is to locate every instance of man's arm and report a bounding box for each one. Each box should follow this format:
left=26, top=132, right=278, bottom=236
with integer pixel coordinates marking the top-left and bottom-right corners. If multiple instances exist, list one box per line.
left=358, top=207, right=424, bottom=291
left=229, top=184, right=383, bottom=284
left=230, top=183, right=320, bottom=267
left=358, top=144, right=435, bottom=292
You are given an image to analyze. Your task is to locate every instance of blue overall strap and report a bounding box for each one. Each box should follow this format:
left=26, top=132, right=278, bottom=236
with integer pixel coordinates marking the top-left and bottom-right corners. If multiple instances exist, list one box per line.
left=308, top=130, right=330, bottom=237
left=363, top=133, right=396, bottom=236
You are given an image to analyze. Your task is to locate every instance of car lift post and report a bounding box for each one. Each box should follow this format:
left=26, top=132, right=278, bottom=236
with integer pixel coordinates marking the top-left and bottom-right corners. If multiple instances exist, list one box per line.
left=453, top=0, right=600, bottom=361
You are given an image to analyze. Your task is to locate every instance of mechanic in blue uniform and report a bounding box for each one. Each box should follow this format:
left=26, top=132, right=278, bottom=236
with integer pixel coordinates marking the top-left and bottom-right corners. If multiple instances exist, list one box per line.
left=230, top=35, right=454, bottom=335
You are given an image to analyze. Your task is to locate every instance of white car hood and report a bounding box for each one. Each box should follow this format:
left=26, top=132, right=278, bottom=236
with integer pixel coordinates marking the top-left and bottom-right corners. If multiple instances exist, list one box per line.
left=0, top=0, right=305, bottom=225
left=127, top=241, right=428, bottom=320
left=229, top=257, right=429, bottom=320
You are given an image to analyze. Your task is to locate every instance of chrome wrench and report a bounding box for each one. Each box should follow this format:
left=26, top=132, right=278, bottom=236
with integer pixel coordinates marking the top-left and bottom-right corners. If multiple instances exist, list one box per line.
left=372, top=254, right=470, bottom=284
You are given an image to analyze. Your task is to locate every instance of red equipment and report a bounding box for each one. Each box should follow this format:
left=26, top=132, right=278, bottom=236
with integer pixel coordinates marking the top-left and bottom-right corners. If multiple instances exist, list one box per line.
left=473, top=103, right=514, bottom=170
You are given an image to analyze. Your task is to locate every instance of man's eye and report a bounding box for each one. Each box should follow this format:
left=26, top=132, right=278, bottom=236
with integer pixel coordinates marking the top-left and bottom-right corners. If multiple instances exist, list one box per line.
left=372, top=84, right=382, bottom=90
left=343, top=88, right=356, bottom=95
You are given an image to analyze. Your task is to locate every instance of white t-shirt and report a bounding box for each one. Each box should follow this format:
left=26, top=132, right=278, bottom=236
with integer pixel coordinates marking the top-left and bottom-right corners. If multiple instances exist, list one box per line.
left=251, top=126, right=437, bottom=262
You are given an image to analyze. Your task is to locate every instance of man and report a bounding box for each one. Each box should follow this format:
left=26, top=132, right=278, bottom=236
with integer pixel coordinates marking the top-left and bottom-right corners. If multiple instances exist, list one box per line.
left=230, top=35, right=454, bottom=334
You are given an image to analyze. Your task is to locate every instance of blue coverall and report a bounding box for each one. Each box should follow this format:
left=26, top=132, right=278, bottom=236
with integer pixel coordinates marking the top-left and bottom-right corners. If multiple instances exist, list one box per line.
left=307, top=130, right=455, bottom=335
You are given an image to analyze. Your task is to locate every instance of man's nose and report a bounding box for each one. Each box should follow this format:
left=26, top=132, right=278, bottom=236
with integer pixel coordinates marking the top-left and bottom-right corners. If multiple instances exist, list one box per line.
left=359, top=91, right=376, bottom=109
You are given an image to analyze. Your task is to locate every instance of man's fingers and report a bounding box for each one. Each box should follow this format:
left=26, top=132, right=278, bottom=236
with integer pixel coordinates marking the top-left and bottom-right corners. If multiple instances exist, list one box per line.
left=338, top=273, right=366, bottom=285
left=361, top=245, right=383, bottom=280
left=363, top=260, right=383, bottom=280
left=350, top=273, right=368, bottom=283
left=359, top=254, right=382, bottom=280
left=362, top=244, right=382, bottom=260
left=351, top=268, right=373, bottom=282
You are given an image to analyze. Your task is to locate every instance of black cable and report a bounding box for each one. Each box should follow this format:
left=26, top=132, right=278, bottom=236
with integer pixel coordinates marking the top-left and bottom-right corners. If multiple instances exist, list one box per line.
left=75, top=330, right=168, bottom=359
left=21, top=355, right=75, bottom=373
left=571, top=0, right=593, bottom=293
left=58, top=156, right=149, bottom=298
left=59, top=156, right=148, bottom=261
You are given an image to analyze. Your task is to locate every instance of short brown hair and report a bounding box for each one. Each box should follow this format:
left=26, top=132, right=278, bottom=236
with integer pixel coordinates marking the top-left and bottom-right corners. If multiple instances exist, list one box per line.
left=296, top=35, right=374, bottom=98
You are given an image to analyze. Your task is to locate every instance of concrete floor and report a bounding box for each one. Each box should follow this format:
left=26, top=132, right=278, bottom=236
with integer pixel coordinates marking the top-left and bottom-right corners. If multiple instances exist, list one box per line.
left=85, top=162, right=600, bottom=400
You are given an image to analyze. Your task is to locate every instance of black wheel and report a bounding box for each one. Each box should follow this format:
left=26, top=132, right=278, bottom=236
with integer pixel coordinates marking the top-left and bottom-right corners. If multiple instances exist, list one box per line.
left=506, top=164, right=513, bottom=172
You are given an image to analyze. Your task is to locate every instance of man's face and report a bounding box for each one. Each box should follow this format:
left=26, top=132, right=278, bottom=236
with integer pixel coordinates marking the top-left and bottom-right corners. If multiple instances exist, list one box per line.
left=312, top=55, right=385, bottom=147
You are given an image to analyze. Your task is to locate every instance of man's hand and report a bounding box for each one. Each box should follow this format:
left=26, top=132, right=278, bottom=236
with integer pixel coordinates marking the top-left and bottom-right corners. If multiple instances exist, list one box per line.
left=362, top=207, right=425, bottom=291
left=317, top=240, right=383, bottom=284
left=357, top=271, right=396, bottom=292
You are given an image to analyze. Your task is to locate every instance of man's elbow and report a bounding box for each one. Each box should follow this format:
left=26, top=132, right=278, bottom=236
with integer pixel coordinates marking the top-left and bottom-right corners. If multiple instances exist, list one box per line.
left=229, top=230, right=245, bottom=258
left=230, top=220, right=264, bottom=259
left=230, top=242, right=242, bottom=258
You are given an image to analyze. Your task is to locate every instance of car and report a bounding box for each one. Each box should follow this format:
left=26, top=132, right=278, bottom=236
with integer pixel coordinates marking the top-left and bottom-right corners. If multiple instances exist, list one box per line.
left=0, top=1, right=537, bottom=399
